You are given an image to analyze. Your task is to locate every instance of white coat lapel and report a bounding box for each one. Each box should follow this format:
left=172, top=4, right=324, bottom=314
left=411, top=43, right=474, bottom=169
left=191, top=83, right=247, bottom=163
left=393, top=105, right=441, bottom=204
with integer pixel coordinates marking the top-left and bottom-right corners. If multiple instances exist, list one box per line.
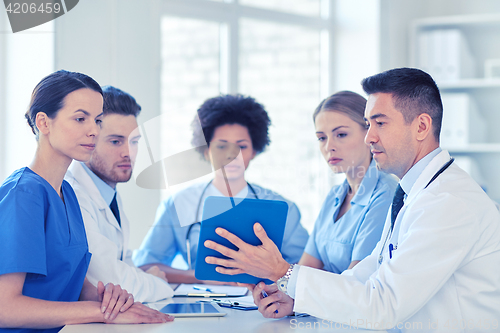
left=389, top=150, right=451, bottom=245
left=68, top=162, right=123, bottom=232
left=116, top=192, right=129, bottom=261
left=404, top=150, right=451, bottom=208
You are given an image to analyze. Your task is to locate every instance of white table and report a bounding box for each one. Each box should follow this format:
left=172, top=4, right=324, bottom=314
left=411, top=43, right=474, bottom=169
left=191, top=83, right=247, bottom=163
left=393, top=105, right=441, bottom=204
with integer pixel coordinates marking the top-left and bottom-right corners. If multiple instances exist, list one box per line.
left=60, top=297, right=384, bottom=333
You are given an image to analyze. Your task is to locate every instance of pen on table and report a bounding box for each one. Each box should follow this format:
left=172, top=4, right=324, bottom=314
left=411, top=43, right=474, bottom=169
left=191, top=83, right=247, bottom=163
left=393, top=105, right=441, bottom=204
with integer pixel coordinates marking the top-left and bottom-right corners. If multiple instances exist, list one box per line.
left=261, top=290, right=278, bottom=314
left=193, top=285, right=213, bottom=292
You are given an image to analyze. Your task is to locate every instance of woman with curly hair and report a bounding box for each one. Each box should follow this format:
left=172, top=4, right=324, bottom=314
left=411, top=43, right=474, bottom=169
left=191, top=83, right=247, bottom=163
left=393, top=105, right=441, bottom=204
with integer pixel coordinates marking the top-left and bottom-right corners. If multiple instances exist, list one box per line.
left=133, top=94, right=309, bottom=283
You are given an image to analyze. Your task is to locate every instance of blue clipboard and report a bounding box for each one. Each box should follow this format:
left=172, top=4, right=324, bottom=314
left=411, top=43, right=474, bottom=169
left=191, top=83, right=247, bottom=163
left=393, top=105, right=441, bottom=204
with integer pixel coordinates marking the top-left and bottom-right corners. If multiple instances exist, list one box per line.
left=195, top=196, right=288, bottom=284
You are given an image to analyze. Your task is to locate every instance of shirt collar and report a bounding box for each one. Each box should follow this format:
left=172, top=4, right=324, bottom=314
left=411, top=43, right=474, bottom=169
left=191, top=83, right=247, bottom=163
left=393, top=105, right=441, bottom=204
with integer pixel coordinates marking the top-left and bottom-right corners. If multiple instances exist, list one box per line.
left=81, top=162, right=116, bottom=206
left=208, top=181, right=250, bottom=199
left=351, top=159, right=380, bottom=206
left=400, top=147, right=442, bottom=195
left=332, top=159, right=379, bottom=207
left=333, top=180, right=349, bottom=207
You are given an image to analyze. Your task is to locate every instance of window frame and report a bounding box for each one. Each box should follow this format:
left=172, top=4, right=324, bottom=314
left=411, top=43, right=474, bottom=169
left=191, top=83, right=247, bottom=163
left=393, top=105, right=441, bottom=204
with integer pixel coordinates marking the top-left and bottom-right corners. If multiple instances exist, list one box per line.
left=162, top=0, right=336, bottom=96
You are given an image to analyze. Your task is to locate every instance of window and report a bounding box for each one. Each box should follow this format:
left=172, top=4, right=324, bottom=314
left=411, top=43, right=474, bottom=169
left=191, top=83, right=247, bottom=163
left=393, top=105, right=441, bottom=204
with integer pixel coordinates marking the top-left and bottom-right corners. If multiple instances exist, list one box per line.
left=160, top=17, right=221, bottom=160
left=240, top=0, right=323, bottom=17
left=239, top=18, right=324, bottom=225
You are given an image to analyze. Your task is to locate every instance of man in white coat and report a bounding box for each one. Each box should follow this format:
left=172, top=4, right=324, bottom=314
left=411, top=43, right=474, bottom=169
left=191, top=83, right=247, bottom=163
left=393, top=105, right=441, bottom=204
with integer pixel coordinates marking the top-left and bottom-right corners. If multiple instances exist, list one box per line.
left=65, top=86, right=174, bottom=302
left=204, top=68, right=500, bottom=332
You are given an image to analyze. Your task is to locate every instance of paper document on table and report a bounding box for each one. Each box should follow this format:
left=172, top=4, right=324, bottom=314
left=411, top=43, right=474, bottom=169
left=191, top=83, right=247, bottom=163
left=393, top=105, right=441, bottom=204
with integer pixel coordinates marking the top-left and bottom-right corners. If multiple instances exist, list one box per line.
left=174, top=284, right=248, bottom=297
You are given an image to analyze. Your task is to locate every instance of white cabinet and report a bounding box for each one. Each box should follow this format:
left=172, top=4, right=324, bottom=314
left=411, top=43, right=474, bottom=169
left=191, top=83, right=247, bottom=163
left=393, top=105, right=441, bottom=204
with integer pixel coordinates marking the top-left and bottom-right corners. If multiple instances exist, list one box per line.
left=410, top=14, right=500, bottom=202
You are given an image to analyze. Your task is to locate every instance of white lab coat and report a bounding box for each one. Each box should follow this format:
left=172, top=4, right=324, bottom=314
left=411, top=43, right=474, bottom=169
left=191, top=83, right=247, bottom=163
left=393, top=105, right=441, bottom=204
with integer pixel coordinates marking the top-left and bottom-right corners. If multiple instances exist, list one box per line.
left=294, top=150, right=500, bottom=332
left=65, top=162, right=174, bottom=302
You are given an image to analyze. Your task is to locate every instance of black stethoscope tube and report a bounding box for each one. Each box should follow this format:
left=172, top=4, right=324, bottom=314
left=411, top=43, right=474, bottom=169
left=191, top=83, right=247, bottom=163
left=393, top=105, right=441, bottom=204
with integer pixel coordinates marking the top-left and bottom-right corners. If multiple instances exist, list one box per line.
left=377, top=158, right=454, bottom=265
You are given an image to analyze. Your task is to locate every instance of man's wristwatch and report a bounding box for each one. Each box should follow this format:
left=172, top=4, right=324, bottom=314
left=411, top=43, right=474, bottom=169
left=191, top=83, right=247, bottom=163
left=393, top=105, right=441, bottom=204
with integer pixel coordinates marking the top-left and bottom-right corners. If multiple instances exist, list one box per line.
left=277, top=264, right=295, bottom=295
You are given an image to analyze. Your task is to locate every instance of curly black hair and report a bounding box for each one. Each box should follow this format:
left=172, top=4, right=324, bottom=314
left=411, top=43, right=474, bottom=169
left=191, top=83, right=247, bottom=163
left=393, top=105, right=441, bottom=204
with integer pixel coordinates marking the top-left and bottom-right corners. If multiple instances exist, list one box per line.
left=191, top=94, right=271, bottom=154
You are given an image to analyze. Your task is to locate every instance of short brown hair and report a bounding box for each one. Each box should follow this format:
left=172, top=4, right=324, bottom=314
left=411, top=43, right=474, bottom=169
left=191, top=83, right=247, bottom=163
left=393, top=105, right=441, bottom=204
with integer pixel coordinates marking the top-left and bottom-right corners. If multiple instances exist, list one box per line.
left=101, top=85, right=141, bottom=117
left=313, top=90, right=367, bottom=129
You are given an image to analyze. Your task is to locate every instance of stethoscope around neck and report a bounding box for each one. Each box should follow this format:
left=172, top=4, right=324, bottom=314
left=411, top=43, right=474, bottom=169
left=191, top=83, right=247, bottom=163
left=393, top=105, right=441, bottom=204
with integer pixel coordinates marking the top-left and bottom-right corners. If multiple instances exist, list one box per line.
left=185, top=179, right=259, bottom=270
left=377, top=158, right=454, bottom=265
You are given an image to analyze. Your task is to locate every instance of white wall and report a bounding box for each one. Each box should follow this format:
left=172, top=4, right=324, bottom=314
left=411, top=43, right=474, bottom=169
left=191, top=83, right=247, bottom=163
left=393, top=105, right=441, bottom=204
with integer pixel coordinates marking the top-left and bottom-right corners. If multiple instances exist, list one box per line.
left=0, top=12, right=54, bottom=181
left=54, top=0, right=163, bottom=250
left=0, top=11, right=6, bottom=181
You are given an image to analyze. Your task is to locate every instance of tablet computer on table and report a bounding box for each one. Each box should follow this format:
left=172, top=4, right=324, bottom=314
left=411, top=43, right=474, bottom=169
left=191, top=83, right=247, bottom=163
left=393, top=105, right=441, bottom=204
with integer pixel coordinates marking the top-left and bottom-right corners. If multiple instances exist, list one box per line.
left=195, top=196, right=288, bottom=284
left=159, top=303, right=226, bottom=317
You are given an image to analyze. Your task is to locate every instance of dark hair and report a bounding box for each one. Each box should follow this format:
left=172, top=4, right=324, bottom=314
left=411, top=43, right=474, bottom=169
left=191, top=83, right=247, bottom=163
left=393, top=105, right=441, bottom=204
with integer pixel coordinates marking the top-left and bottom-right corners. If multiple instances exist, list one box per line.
left=313, top=91, right=367, bottom=129
left=102, top=85, right=141, bottom=117
left=25, top=70, right=103, bottom=136
left=361, top=67, right=443, bottom=141
left=191, top=94, right=271, bottom=154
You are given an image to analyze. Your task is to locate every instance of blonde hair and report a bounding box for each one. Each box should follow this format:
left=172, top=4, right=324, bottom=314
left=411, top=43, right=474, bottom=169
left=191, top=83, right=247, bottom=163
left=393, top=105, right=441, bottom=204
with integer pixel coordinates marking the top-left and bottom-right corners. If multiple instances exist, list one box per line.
left=313, top=91, right=367, bottom=129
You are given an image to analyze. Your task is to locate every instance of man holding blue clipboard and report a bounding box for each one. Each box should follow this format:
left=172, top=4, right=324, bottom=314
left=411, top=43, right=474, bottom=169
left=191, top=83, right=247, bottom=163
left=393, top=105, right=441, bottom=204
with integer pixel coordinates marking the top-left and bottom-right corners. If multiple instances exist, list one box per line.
left=133, top=94, right=308, bottom=284
left=204, top=68, right=500, bottom=331
left=195, top=196, right=289, bottom=284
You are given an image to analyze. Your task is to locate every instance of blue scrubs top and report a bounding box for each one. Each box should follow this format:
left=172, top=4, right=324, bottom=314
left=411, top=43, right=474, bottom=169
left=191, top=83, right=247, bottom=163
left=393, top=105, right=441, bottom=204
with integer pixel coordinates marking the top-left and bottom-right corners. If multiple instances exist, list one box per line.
left=304, top=160, right=397, bottom=273
left=133, top=181, right=309, bottom=268
left=0, top=168, right=91, bottom=333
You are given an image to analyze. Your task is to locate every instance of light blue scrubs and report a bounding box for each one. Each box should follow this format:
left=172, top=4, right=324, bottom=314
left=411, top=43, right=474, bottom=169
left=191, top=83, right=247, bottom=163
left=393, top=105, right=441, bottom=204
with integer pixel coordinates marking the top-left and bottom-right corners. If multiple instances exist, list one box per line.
left=133, top=181, right=309, bottom=268
left=0, top=168, right=91, bottom=333
left=304, top=159, right=397, bottom=273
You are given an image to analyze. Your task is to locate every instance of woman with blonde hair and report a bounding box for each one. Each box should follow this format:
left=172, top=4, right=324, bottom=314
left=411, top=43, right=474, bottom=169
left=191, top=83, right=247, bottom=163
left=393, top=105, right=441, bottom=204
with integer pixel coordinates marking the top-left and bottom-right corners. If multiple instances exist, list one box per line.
left=298, top=91, right=397, bottom=272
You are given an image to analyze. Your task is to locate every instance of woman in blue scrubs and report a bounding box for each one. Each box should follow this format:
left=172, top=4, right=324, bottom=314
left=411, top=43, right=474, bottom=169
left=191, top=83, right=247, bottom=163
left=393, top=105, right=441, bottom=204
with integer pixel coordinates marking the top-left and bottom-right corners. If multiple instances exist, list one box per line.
left=299, top=91, right=397, bottom=273
left=0, top=71, right=172, bottom=332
